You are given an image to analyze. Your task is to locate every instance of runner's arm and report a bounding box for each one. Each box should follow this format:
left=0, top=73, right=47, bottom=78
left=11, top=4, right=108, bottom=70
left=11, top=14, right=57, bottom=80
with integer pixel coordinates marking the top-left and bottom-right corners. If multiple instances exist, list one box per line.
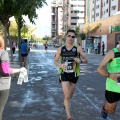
left=54, top=47, right=62, bottom=67
left=97, top=50, right=118, bottom=81
left=77, top=46, right=88, bottom=63
left=54, top=47, right=67, bottom=71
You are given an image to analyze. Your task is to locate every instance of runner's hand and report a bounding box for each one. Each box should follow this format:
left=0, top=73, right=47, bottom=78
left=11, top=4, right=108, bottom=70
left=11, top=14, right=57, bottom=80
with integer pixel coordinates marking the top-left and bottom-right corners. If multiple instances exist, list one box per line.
left=109, top=73, right=118, bottom=81
left=60, top=64, right=67, bottom=71
left=74, top=58, right=80, bottom=63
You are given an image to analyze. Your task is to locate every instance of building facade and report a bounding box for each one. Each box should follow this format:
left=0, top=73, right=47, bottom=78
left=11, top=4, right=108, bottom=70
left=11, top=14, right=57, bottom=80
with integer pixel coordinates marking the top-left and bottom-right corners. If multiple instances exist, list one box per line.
left=51, top=0, right=58, bottom=38
left=51, top=0, right=63, bottom=38
left=86, top=0, right=120, bottom=52
left=62, top=0, right=85, bottom=33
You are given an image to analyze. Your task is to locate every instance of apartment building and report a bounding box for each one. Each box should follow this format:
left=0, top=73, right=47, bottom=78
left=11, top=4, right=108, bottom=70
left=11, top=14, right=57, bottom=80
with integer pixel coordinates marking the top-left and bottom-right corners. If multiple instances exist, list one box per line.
left=87, top=0, right=120, bottom=51
left=85, top=0, right=92, bottom=23
left=56, top=1, right=63, bottom=36
left=51, top=0, right=63, bottom=38
left=51, top=0, right=58, bottom=38
left=62, top=0, right=85, bottom=33
left=91, top=0, right=120, bottom=21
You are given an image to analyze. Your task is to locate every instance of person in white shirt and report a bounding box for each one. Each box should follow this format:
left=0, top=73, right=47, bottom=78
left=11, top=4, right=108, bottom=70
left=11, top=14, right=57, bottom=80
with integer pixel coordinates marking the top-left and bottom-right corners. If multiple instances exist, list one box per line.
left=116, top=40, right=120, bottom=48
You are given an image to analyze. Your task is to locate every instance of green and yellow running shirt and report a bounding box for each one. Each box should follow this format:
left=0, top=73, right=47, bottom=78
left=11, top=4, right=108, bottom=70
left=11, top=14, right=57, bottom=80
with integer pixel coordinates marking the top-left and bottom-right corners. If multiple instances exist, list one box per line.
left=106, top=48, right=120, bottom=93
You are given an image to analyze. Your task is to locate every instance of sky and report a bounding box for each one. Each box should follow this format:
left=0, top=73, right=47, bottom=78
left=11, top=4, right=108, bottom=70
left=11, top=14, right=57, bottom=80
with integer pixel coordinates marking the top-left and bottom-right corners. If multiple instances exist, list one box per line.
left=24, top=0, right=51, bottom=38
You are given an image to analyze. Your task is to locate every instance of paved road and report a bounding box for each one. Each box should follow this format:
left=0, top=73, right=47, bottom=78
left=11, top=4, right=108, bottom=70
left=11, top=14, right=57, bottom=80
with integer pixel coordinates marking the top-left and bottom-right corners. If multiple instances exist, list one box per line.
left=3, top=45, right=120, bottom=120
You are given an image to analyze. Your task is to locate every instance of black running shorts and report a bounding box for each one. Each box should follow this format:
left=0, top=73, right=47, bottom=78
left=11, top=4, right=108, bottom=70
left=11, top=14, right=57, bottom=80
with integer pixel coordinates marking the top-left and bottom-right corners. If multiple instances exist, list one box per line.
left=21, top=53, right=28, bottom=57
left=60, top=72, right=78, bottom=84
left=105, top=90, right=120, bottom=103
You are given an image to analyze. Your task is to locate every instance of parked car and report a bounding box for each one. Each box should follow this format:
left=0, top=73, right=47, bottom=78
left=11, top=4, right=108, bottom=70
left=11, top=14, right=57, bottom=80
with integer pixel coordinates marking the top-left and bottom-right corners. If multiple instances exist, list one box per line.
left=48, top=43, right=52, bottom=46
left=54, top=44, right=60, bottom=47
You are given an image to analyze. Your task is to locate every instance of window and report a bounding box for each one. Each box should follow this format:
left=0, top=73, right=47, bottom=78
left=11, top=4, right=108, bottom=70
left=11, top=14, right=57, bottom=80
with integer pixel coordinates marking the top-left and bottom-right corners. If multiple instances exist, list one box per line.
left=112, top=6, right=116, bottom=10
left=96, top=5, right=99, bottom=9
left=71, top=17, right=79, bottom=19
left=96, top=13, right=99, bottom=17
left=106, top=9, right=108, bottom=12
left=71, top=4, right=77, bottom=7
left=71, top=23, right=77, bottom=25
left=71, top=10, right=84, bottom=13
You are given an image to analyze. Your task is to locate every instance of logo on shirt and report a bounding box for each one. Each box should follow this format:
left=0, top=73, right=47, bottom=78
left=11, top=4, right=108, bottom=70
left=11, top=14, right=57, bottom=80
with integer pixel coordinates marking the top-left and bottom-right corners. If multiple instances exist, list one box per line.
left=72, top=48, right=76, bottom=52
left=63, top=49, right=66, bottom=52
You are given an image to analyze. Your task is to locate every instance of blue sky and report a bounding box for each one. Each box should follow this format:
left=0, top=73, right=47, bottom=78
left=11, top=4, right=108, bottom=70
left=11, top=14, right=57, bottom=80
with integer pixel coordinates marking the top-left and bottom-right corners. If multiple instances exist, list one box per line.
left=24, top=0, right=51, bottom=38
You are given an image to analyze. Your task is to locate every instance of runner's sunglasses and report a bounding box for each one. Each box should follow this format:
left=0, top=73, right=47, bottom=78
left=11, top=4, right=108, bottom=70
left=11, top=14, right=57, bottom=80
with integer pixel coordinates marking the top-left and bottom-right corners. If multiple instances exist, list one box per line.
left=67, top=35, right=75, bottom=38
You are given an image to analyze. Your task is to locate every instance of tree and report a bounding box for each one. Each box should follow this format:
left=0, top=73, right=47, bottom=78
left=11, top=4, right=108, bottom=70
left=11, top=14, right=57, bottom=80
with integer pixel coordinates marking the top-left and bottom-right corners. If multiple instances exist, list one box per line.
left=0, top=0, right=47, bottom=61
left=0, top=21, right=4, bottom=34
left=75, top=25, right=81, bottom=38
left=89, top=22, right=101, bottom=36
left=83, top=20, right=101, bottom=37
left=80, top=32, right=86, bottom=40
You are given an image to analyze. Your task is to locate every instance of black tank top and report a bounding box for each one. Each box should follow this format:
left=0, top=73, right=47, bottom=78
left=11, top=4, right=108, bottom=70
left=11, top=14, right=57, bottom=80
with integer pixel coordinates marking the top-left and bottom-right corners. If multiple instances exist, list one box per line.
left=61, top=46, right=78, bottom=62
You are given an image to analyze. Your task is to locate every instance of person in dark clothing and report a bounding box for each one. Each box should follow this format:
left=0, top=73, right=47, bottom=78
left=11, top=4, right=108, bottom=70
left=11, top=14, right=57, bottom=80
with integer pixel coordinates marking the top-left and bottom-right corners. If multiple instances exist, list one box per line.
left=12, top=41, right=16, bottom=54
left=98, top=43, right=101, bottom=54
left=102, top=42, right=105, bottom=55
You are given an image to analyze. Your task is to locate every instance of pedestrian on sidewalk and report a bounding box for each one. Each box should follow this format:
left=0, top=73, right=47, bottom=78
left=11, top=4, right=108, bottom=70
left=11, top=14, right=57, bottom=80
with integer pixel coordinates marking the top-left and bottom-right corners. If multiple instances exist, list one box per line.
left=97, top=47, right=120, bottom=119
left=116, top=40, right=120, bottom=48
left=102, top=41, right=105, bottom=56
left=97, top=43, right=101, bottom=54
left=94, top=43, right=98, bottom=54
left=20, top=39, right=29, bottom=67
left=0, top=35, right=23, bottom=120
left=12, top=41, right=16, bottom=54
left=54, top=29, right=88, bottom=120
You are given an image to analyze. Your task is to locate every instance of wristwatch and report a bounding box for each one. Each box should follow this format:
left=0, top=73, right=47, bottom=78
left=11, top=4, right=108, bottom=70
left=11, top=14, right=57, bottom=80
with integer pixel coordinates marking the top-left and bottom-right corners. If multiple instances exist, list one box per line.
left=107, top=73, right=110, bottom=77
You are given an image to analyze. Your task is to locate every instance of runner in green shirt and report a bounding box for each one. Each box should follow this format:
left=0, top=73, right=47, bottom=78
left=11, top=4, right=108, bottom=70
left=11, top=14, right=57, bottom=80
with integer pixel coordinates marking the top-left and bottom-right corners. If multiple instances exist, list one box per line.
left=97, top=48, right=120, bottom=119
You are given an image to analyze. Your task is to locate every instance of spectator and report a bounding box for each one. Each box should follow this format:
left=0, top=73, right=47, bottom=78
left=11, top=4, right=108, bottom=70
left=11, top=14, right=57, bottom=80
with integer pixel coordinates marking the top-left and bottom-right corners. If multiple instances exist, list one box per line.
left=102, top=41, right=105, bottom=56
left=94, top=43, right=98, bottom=54
left=98, top=43, right=101, bottom=54
left=20, top=39, right=29, bottom=67
left=12, top=41, right=16, bottom=54
left=0, top=35, right=23, bottom=120
left=116, top=40, right=120, bottom=48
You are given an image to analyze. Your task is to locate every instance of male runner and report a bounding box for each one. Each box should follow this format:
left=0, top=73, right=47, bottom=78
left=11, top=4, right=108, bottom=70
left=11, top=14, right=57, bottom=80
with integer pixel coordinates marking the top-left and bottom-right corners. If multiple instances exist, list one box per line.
left=97, top=47, right=120, bottom=119
left=54, top=29, right=88, bottom=120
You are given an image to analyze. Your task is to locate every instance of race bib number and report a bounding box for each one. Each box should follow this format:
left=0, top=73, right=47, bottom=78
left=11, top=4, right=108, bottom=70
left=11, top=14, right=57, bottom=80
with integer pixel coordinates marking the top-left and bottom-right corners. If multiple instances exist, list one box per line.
left=64, top=62, right=75, bottom=73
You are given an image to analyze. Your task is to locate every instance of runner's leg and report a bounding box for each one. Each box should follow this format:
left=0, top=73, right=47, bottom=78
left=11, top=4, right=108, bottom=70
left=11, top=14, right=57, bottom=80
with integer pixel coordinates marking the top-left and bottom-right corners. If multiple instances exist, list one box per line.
left=62, top=81, right=71, bottom=119
left=69, top=82, right=76, bottom=99
left=105, top=102, right=116, bottom=114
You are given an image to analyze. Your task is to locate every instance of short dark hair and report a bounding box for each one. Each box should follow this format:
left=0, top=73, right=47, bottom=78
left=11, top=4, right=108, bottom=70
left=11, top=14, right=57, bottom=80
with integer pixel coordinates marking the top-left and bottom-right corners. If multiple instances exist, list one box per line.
left=24, top=39, right=27, bottom=43
left=66, top=29, right=75, bottom=35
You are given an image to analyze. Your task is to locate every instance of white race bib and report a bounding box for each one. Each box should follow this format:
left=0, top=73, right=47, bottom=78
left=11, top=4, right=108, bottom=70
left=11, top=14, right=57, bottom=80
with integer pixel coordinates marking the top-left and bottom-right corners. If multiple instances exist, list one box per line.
left=64, top=62, right=75, bottom=73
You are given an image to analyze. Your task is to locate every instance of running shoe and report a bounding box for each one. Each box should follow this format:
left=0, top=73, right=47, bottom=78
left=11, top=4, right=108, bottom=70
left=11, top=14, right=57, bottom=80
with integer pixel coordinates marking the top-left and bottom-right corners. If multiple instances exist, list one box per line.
left=101, top=102, right=108, bottom=119
left=67, top=118, right=72, bottom=120
left=63, top=105, right=65, bottom=109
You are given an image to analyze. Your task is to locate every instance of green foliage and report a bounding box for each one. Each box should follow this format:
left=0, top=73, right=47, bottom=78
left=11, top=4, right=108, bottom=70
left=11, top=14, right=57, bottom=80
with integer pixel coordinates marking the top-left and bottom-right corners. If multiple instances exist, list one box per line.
left=0, top=0, right=47, bottom=28
left=0, top=21, right=4, bottom=34
left=9, top=20, right=18, bottom=36
left=75, top=25, right=80, bottom=38
left=42, top=36, right=51, bottom=41
left=9, top=20, right=31, bottom=39
left=80, top=33, right=86, bottom=40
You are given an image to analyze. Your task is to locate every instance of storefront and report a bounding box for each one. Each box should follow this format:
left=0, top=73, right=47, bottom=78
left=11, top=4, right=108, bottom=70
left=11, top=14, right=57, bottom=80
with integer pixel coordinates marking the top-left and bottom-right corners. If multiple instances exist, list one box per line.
left=110, top=26, right=120, bottom=46
left=92, top=14, right=120, bottom=51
